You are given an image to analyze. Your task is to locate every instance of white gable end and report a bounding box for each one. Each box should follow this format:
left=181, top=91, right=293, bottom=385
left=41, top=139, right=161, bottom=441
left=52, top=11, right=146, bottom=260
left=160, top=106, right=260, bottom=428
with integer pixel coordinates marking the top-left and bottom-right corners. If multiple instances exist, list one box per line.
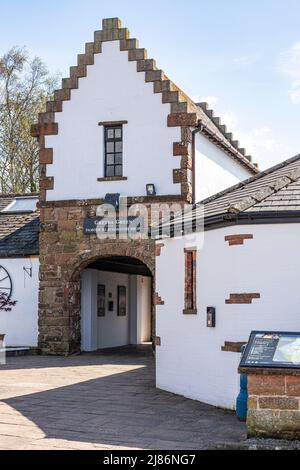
left=45, top=41, right=181, bottom=201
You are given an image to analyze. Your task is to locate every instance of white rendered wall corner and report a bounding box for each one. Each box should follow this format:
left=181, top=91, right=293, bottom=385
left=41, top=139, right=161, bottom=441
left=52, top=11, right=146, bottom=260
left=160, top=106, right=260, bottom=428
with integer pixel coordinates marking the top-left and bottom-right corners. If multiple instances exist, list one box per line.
left=45, top=41, right=181, bottom=201
left=155, top=224, right=300, bottom=409
left=0, top=257, right=39, bottom=347
left=194, top=133, right=252, bottom=202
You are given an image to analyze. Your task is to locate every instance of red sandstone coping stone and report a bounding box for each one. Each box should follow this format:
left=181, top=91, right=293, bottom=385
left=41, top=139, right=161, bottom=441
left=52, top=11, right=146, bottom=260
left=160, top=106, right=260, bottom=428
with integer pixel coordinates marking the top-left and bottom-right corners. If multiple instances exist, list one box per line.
left=239, top=367, right=300, bottom=376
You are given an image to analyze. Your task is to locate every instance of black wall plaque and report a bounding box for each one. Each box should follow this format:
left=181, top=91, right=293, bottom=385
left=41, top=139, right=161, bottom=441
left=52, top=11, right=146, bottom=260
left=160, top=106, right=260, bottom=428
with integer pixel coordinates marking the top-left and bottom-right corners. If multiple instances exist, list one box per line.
left=240, top=331, right=300, bottom=369
left=84, top=217, right=145, bottom=235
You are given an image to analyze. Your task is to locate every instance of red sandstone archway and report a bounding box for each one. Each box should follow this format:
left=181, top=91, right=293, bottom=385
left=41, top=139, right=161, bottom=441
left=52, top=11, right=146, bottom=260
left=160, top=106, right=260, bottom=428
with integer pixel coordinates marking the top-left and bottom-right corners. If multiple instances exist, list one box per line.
left=46, top=242, right=155, bottom=355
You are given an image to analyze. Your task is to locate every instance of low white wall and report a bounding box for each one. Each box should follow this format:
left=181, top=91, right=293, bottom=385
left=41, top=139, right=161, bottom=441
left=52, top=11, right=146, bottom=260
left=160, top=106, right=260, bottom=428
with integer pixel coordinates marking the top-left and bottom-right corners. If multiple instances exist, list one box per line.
left=0, top=257, right=39, bottom=347
left=156, top=224, right=300, bottom=409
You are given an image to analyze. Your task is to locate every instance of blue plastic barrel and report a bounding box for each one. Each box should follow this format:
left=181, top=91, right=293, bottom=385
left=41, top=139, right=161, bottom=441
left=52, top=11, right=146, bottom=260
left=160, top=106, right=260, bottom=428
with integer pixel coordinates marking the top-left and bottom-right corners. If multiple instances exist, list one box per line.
left=236, top=345, right=248, bottom=422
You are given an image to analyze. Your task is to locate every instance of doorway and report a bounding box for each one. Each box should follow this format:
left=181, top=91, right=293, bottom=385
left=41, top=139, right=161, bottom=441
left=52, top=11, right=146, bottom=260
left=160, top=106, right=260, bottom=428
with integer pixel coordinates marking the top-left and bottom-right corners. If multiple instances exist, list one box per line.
left=80, top=256, right=153, bottom=351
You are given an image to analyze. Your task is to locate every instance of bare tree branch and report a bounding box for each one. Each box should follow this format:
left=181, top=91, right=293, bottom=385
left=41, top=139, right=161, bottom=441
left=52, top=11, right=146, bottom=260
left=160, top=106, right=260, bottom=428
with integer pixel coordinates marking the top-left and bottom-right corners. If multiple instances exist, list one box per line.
left=0, top=47, right=60, bottom=193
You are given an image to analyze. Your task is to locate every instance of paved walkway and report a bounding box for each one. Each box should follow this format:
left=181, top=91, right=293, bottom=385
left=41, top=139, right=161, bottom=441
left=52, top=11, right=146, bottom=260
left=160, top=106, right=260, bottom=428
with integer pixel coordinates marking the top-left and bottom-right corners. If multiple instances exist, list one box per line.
left=0, top=347, right=246, bottom=450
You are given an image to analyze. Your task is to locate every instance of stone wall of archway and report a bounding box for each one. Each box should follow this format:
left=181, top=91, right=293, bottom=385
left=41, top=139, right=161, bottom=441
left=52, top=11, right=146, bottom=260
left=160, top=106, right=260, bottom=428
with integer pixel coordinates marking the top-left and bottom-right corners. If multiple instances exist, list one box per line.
left=38, top=200, right=156, bottom=355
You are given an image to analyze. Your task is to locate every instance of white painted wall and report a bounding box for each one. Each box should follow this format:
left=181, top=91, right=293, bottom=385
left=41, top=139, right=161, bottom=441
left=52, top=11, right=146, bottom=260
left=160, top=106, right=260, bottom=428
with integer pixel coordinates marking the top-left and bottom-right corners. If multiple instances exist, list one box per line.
left=194, top=133, right=252, bottom=202
left=97, top=271, right=129, bottom=349
left=81, top=269, right=151, bottom=351
left=0, top=257, right=39, bottom=347
left=137, top=276, right=152, bottom=343
left=46, top=41, right=181, bottom=201
left=156, top=223, right=300, bottom=409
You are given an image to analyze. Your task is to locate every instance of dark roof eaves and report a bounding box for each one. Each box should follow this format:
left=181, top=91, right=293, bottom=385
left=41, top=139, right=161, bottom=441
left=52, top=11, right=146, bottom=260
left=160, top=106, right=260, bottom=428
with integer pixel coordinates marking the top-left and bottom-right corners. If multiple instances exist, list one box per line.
left=204, top=209, right=300, bottom=230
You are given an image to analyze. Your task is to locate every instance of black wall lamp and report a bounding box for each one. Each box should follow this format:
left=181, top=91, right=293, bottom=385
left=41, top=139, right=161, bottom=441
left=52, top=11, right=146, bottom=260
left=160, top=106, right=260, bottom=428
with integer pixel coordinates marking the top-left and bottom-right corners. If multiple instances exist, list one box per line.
left=146, top=184, right=156, bottom=196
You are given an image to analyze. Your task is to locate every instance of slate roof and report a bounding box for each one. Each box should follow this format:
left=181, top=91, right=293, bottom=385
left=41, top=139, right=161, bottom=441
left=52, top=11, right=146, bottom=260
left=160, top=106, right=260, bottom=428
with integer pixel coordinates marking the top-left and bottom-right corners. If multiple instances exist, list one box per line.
left=158, top=154, right=300, bottom=235
left=0, top=194, right=40, bottom=258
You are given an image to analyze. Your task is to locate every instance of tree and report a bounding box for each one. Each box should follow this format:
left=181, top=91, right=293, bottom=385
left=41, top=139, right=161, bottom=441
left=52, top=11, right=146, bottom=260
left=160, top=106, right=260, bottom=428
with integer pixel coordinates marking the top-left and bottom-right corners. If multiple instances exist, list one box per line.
left=0, top=47, right=59, bottom=194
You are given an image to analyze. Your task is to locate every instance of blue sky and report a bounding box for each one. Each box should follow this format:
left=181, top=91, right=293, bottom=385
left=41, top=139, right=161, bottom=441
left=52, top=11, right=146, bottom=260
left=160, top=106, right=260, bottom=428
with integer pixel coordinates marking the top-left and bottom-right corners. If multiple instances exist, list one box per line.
left=1, top=0, right=300, bottom=169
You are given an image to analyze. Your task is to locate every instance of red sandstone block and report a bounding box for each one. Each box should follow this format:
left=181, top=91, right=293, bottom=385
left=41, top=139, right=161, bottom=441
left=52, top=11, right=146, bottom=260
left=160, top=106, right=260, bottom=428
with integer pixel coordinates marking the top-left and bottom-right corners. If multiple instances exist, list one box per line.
left=58, top=220, right=77, bottom=231
left=259, top=396, right=299, bottom=410
left=173, top=142, right=189, bottom=156
left=248, top=375, right=285, bottom=396
left=286, top=376, right=300, bottom=397
left=168, top=113, right=198, bottom=128
left=40, top=149, right=53, bottom=165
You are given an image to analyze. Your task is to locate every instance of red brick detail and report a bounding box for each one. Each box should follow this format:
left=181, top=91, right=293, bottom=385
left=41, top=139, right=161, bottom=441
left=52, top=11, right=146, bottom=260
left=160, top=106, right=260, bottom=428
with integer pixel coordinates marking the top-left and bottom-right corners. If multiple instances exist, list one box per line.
left=155, top=243, right=165, bottom=257
left=173, top=169, right=187, bottom=184
left=40, top=149, right=53, bottom=165
left=168, top=113, right=197, bottom=128
left=40, top=177, right=54, bottom=191
left=221, top=341, right=247, bottom=353
left=31, top=123, right=58, bottom=137
left=173, top=142, right=189, bottom=156
left=248, top=375, right=286, bottom=396
left=184, top=249, right=197, bottom=313
left=225, top=293, right=260, bottom=304
left=225, top=234, right=253, bottom=246
left=155, top=293, right=164, bottom=306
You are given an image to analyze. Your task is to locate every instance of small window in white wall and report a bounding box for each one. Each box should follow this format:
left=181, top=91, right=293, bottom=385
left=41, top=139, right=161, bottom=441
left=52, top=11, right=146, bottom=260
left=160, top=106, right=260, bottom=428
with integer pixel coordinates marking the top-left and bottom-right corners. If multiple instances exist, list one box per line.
left=183, top=248, right=197, bottom=315
left=117, top=286, right=127, bottom=317
left=104, top=125, right=123, bottom=177
left=97, top=285, right=106, bottom=317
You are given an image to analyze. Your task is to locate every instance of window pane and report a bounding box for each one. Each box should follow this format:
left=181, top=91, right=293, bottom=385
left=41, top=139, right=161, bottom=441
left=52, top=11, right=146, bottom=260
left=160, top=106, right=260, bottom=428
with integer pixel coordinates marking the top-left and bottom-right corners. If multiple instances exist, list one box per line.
left=106, top=154, right=115, bottom=165
left=115, top=128, right=122, bottom=139
left=115, top=142, right=122, bottom=153
left=115, top=153, right=122, bottom=164
left=106, top=166, right=115, bottom=177
left=107, top=129, right=114, bottom=139
left=115, top=165, right=123, bottom=177
left=106, top=142, right=114, bottom=153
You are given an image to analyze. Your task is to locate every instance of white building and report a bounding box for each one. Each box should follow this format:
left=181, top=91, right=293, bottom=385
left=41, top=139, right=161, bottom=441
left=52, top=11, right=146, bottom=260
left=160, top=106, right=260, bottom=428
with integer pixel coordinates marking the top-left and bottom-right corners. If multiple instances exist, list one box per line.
left=155, top=154, right=300, bottom=409
left=0, top=18, right=299, bottom=413
left=1, top=13, right=256, bottom=352
left=29, top=17, right=257, bottom=356
left=0, top=195, right=39, bottom=348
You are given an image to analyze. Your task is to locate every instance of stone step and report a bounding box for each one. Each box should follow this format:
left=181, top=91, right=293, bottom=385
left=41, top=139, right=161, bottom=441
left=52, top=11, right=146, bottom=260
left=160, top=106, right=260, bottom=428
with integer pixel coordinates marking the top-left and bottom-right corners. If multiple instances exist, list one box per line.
left=0, top=347, right=38, bottom=357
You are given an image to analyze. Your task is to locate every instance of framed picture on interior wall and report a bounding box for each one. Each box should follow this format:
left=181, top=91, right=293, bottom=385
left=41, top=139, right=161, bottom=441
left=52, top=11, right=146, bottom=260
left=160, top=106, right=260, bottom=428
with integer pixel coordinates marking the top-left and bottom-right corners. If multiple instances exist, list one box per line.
left=118, top=286, right=127, bottom=317
left=97, top=284, right=106, bottom=317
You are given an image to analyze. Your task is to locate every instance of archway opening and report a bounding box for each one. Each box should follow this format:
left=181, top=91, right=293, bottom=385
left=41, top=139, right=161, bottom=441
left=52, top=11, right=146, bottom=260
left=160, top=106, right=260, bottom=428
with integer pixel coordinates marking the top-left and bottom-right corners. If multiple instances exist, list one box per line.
left=80, top=256, right=153, bottom=352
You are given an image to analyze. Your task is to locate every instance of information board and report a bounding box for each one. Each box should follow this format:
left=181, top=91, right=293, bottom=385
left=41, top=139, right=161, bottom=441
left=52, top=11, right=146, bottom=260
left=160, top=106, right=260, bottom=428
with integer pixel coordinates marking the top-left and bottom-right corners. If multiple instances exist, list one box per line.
left=240, top=331, right=300, bottom=369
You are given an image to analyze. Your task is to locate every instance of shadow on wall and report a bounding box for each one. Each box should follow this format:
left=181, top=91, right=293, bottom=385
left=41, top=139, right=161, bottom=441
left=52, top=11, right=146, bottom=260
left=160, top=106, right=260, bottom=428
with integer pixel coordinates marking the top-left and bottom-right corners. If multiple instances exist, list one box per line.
left=1, top=347, right=246, bottom=450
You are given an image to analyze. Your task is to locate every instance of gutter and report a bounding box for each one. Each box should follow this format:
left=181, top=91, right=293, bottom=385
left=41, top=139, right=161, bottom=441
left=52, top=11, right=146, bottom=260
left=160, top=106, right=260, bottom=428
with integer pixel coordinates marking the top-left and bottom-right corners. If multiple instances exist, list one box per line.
left=164, top=210, right=300, bottom=239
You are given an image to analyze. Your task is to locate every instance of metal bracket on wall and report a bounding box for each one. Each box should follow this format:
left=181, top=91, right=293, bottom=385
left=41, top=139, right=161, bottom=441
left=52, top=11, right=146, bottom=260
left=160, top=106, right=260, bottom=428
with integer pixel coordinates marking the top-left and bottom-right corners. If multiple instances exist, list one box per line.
left=23, top=267, right=33, bottom=278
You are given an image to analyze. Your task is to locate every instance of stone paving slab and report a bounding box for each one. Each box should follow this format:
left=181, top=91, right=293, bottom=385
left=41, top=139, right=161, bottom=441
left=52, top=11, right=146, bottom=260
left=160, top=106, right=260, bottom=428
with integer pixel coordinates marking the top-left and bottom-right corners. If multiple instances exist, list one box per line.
left=0, top=348, right=246, bottom=450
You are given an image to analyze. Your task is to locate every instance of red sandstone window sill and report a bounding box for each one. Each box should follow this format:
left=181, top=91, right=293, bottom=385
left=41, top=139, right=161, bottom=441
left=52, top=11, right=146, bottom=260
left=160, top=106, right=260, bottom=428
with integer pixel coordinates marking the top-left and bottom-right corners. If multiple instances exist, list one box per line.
left=183, top=309, right=198, bottom=315
left=97, top=177, right=128, bottom=182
